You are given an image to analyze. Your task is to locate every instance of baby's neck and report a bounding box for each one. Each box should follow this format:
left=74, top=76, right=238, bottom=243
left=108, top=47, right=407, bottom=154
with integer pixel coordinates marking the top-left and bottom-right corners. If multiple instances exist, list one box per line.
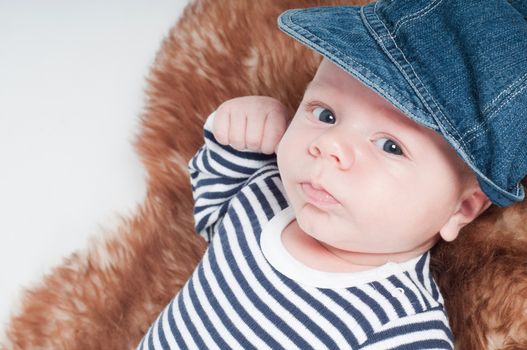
left=281, top=220, right=435, bottom=273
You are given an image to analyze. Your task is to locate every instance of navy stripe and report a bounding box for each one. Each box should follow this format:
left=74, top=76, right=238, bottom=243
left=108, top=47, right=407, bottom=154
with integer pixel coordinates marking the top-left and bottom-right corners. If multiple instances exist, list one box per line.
left=195, top=209, right=212, bottom=235
left=370, top=281, right=406, bottom=318
left=418, top=288, right=432, bottom=310
left=194, top=202, right=217, bottom=215
left=430, top=276, right=440, bottom=301
left=156, top=309, right=170, bottom=349
left=178, top=289, right=207, bottom=349
left=406, top=269, right=430, bottom=309
left=393, top=339, right=452, bottom=350
left=265, top=177, right=288, bottom=209
left=189, top=150, right=200, bottom=175
left=247, top=175, right=287, bottom=223
left=199, top=185, right=240, bottom=200
left=196, top=176, right=243, bottom=187
left=244, top=165, right=280, bottom=188
left=167, top=301, right=187, bottom=349
left=388, top=275, right=423, bottom=313
left=209, top=149, right=256, bottom=176
left=350, top=287, right=389, bottom=324
left=198, top=254, right=254, bottom=349
left=205, top=228, right=212, bottom=242
left=416, top=253, right=441, bottom=301
left=187, top=270, right=229, bottom=349
left=249, top=184, right=274, bottom=221
left=252, top=164, right=279, bottom=178
left=200, top=149, right=223, bottom=177
left=204, top=129, right=276, bottom=161
left=282, top=280, right=359, bottom=347
left=147, top=322, right=155, bottom=349
left=364, top=318, right=452, bottom=344
left=415, top=253, right=427, bottom=287
left=194, top=202, right=229, bottom=235
left=194, top=201, right=228, bottom=215
left=411, top=269, right=432, bottom=310
left=321, top=289, right=374, bottom=335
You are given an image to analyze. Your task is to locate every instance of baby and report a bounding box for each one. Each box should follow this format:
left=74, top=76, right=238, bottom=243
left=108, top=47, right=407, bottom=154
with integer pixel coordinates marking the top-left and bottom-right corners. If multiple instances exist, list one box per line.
left=139, top=0, right=527, bottom=348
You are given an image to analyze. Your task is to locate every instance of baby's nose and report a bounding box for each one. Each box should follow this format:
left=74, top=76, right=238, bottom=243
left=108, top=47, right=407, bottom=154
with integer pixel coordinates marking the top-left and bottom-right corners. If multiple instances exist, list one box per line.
left=308, top=136, right=354, bottom=169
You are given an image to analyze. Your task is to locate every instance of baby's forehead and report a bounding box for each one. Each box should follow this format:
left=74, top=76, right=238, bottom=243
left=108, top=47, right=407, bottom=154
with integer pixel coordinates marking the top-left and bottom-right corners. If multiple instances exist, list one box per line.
left=306, top=67, right=430, bottom=138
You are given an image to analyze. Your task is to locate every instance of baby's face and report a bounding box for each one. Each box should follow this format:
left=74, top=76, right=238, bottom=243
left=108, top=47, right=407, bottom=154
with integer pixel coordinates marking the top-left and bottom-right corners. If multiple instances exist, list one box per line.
left=277, top=59, right=470, bottom=257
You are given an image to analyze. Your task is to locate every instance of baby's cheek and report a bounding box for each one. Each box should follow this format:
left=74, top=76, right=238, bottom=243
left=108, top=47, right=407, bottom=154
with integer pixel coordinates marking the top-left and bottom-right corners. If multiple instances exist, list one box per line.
left=276, top=132, right=294, bottom=165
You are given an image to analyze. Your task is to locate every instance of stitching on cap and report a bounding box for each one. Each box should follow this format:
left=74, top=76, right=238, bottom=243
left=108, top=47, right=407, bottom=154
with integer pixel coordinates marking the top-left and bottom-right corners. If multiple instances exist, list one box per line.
left=374, top=2, right=398, bottom=40
left=374, top=2, right=474, bottom=165
left=391, top=0, right=444, bottom=38
left=461, top=71, right=527, bottom=139
left=463, top=81, right=527, bottom=144
left=483, top=71, right=527, bottom=115
left=363, top=6, right=436, bottom=128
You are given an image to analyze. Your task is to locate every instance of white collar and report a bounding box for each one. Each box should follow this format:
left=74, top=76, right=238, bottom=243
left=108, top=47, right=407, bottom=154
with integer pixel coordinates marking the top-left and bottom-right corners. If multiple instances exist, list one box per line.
left=260, top=207, right=423, bottom=289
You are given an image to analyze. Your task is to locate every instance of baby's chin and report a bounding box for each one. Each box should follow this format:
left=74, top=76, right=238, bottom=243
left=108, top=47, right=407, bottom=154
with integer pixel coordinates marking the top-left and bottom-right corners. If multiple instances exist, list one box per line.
left=298, top=217, right=438, bottom=256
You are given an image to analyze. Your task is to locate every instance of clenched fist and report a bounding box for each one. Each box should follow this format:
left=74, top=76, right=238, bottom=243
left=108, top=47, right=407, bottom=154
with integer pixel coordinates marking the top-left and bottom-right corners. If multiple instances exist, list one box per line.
left=213, top=96, right=290, bottom=154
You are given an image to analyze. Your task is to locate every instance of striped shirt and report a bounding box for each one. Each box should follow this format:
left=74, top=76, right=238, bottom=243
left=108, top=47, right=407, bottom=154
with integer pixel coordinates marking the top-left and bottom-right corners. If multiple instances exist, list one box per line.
left=138, top=113, right=454, bottom=349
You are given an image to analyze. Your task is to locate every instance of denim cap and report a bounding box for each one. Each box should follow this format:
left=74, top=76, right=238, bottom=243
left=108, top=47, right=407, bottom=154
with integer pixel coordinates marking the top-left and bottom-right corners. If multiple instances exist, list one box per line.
left=278, top=0, right=527, bottom=207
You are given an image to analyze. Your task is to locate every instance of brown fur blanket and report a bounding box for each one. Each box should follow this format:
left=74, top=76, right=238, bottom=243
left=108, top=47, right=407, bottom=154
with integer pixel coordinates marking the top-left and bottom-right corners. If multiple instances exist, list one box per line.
left=3, top=0, right=527, bottom=349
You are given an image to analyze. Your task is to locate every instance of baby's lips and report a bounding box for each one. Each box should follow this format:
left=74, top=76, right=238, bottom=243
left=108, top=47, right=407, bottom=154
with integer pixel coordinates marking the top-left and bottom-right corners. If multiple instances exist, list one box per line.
left=301, top=182, right=339, bottom=206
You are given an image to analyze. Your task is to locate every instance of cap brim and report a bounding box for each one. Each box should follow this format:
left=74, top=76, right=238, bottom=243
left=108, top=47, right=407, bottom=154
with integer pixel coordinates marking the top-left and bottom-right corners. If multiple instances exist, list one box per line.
left=278, top=5, right=438, bottom=131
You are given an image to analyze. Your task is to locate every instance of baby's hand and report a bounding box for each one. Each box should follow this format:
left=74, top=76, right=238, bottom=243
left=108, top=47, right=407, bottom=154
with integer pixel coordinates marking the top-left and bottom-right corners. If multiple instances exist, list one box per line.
left=213, top=96, right=289, bottom=154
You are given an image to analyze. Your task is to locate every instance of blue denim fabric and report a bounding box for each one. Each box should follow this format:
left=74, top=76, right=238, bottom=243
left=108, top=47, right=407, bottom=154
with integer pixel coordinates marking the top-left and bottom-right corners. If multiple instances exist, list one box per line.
left=278, top=0, right=527, bottom=207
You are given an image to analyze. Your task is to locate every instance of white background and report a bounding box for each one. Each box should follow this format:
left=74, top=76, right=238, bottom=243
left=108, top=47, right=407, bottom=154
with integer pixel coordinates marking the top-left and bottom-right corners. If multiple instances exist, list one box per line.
left=0, top=0, right=189, bottom=332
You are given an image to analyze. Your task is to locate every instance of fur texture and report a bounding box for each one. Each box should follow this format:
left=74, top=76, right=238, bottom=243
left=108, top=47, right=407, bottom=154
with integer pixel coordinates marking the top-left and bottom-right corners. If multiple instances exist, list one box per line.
left=3, top=0, right=526, bottom=349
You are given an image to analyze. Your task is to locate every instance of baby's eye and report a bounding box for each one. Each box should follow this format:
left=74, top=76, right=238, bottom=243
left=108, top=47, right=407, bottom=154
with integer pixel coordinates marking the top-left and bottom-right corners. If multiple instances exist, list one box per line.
left=374, top=137, right=404, bottom=156
left=313, top=107, right=336, bottom=124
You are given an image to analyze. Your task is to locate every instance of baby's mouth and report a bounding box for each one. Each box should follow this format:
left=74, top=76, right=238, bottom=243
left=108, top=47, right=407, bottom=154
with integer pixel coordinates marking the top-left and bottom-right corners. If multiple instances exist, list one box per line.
left=301, top=182, right=339, bottom=206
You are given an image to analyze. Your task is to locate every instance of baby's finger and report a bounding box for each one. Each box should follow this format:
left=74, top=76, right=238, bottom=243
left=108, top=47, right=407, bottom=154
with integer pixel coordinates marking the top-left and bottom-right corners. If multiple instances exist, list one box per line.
left=260, top=111, right=287, bottom=154
left=245, top=112, right=266, bottom=151
left=213, top=107, right=231, bottom=145
left=228, top=111, right=247, bottom=150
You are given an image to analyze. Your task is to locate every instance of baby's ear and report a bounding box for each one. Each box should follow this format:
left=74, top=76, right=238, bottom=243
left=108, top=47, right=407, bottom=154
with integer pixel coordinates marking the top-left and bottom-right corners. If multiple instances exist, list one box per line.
left=439, top=188, right=492, bottom=242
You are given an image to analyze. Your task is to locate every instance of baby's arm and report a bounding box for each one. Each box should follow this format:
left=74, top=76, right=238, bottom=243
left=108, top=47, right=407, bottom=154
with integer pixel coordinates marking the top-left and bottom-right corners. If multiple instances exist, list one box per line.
left=188, top=96, right=289, bottom=242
